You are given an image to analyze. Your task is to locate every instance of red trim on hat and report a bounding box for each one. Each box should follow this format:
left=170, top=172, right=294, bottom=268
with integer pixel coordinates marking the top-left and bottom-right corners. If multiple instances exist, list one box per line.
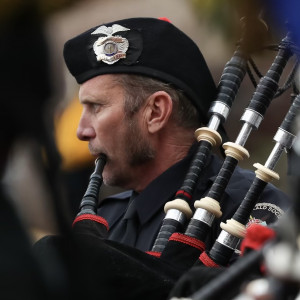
left=158, top=17, right=171, bottom=23
left=72, top=214, right=109, bottom=230
left=146, top=251, right=162, bottom=258
left=169, top=233, right=206, bottom=251
left=199, top=251, right=220, bottom=268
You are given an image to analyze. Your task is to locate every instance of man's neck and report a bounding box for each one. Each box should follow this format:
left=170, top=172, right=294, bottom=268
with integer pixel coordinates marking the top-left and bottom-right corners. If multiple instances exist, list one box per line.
left=132, top=136, right=194, bottom=193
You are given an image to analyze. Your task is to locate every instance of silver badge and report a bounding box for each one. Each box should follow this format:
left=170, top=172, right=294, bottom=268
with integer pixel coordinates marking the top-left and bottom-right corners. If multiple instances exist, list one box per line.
left=91, top=24, right=130, bottom=65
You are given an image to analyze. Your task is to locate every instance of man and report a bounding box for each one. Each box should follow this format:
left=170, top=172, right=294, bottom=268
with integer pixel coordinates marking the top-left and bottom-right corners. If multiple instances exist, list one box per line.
left=63, top=17, right=291, bottom=254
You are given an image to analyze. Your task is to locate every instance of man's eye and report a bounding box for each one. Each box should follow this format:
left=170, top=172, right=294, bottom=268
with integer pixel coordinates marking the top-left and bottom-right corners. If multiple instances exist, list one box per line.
left=83, top=102, right=104, bottom=113
left=92, top=103, right=102, bottom=112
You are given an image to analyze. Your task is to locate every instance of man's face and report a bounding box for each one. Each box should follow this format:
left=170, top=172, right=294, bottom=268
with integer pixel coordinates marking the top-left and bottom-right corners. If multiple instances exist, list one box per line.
left=77, top=74, right=154, bottom=189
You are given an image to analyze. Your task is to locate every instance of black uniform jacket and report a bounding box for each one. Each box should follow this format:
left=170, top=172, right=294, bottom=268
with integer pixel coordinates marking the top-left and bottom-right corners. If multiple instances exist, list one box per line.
left=98, top=145, right=291, bottom=252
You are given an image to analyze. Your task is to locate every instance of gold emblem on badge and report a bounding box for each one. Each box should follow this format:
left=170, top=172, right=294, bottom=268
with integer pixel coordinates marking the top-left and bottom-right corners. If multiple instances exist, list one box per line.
left=91, top=24, right=130, bottom=64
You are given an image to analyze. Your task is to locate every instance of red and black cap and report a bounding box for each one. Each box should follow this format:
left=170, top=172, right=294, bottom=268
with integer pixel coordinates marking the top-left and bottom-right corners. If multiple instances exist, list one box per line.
left=63, top=17, right=217, bottom=122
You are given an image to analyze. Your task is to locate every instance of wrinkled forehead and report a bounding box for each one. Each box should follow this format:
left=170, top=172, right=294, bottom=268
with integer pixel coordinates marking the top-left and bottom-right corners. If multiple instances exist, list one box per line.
left=78, top=74, right=125, bottom=102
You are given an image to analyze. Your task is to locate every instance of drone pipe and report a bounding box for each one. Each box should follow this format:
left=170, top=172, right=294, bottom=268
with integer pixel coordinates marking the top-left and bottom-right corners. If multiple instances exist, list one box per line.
left=150, top=49, right=249, bottom=253
left=202, top=93, right=300, bottom=267
left=183, top=33, right=293, bottom=244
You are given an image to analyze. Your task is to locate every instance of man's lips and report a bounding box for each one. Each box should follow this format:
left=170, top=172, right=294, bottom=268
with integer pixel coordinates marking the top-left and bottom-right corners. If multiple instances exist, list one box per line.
left=88, top=145, right=110, bottom=162
left=95, top=152, right=110, bottom=163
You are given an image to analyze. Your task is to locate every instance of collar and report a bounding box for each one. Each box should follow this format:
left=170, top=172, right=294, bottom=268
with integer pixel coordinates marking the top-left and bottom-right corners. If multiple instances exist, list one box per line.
left=134, top=143, right=219, bottom=225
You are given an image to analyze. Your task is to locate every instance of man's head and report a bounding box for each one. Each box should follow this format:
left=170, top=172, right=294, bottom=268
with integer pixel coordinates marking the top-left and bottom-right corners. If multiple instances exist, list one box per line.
left=63, top=17, right=217, bottom=123
left=63, top=17, right=217, bottom=191
left=77, top=73, right=198, bottom=191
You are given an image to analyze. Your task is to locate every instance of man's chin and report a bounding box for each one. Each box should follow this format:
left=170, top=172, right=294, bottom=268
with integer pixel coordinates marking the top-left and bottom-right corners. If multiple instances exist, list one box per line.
left=103, top=173, right=129, bottom=190
left=102, top=170, right=118, bottom=187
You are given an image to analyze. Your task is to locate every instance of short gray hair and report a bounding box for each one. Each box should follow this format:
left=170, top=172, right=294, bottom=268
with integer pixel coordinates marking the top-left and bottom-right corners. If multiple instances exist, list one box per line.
left=114, top=74, right=201, bottom=129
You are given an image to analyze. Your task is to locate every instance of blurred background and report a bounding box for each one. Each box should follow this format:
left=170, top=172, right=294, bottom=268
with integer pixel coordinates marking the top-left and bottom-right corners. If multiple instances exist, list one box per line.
left=1, top=0, right=298, bottom=241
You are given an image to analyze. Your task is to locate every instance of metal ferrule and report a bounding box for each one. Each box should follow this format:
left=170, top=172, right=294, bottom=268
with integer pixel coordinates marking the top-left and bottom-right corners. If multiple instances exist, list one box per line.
left=264, top=143, right=285, bottom=170
left=235, top=109, right=263, bottom=146
left=207, top=115, right=221, bottom=131
left=264, top=128, right=295, bottom=169
left=208, top=101, right=230, bottom=122
left=216, top=230, right=240, bottom=250
left=240, top=108, right=263, bottom=129
left=192, top=208, right=215, bottom=226
left=164, top=209, right=186, bottom=224
left=273, top=127, right=295, bottom=149
left=234, top=122, right=253, bottom=146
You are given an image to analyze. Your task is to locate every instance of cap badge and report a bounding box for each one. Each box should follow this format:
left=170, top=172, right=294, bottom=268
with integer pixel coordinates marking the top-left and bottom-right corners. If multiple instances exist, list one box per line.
left=91, top=24, right=130, bottom=65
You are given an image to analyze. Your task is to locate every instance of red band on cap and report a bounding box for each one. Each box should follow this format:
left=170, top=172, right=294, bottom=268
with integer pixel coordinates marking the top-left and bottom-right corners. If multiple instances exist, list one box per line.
left=158, top=17, right=171, bottom=23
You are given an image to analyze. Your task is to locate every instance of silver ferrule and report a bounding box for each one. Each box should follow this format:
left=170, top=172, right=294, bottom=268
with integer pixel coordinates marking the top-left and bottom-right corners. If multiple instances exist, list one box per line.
left=164, top=209, right=186, bottom=224
left=235, top=109, right=263, bottom=146
left=216, top=230, right=241, bottom=250
left=264, top=128, right=295, bottom=169
left=209, top=101, right=230, bottom=122
left=240, top=108, right=264, bottom=129
left=264, top=142, right=285, bottom=170
left=207, top=115, right=221, bottom=131
left=192, top=208, right=215, bottom=226
left=235, top=122, right=253, bottom=146
left=273, top=127, right=295, bottom=149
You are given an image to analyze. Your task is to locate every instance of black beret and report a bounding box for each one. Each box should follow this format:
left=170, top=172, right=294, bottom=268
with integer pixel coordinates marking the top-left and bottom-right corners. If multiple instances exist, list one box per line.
left=63, top=17, right=217, bottom=122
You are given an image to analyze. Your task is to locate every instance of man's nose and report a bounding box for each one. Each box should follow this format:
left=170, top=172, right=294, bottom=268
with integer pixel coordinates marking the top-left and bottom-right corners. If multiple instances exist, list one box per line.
left=77, top=115, right=96, bottom=141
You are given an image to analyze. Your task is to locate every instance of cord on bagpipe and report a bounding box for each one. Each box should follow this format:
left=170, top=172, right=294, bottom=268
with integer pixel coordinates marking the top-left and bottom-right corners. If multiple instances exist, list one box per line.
left=156, top=32, right=296, bottom=271
left=150, top=15, right=269, bottom=256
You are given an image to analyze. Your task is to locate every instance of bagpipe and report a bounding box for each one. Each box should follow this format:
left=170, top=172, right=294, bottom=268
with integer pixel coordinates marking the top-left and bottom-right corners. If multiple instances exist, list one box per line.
left=34, top=10, right=300, bottom=300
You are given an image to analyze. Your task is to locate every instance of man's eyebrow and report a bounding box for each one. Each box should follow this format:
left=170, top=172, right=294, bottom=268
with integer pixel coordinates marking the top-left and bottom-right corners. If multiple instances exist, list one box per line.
left=79, top=97, right=91, bottom=104
left=80, top=95, right=109, bottom=105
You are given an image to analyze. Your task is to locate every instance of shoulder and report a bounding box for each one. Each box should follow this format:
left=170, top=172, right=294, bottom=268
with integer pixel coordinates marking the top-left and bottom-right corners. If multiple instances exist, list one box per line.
left=227, top=164, right=291, bottom=225
left=206, top=155, right=292, bottom=224
left=225, top=162, right=290, bottom=205
left=232, top=164, right=291, bottom=209
left=249, top=183, right=291, bottom=226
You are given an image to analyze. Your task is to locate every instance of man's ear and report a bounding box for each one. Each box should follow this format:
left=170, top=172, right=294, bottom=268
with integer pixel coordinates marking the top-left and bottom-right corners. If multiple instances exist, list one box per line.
left=144, top=91, right=173, bottom=133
